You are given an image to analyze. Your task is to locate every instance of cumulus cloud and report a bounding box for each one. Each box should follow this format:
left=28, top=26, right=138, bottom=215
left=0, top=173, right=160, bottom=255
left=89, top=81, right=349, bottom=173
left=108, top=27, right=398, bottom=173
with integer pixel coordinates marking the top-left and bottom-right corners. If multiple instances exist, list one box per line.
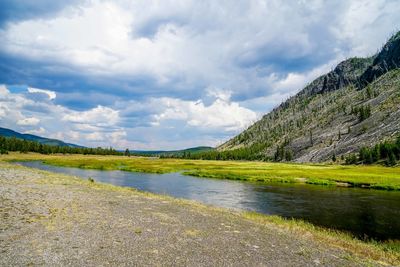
left=24, top=127, right=46, bottom=135
left=17, top=117, right=40, bottom=126
left=62, top=105, right=119, bottom=127
left=85, top=132, right=103, bottom=141
left=153, top=91, right=257, bottom=131
left=0, top=1, right=399, bottom=149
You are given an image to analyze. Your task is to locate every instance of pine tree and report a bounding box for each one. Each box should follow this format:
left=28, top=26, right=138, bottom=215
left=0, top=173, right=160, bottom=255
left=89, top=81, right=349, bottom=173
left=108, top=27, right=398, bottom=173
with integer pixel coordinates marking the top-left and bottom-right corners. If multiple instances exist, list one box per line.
left=387, top=152, right=396, bottom=166
left=285, top=149, right=293, bottom=161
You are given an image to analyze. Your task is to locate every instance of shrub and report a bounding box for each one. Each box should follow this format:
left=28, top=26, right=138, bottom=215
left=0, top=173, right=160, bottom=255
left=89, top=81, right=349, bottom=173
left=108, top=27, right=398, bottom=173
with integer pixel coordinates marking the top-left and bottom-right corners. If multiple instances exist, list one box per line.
left=386, top=153, right=397, bottom=166
left=345, top=154, right=358, bottom=164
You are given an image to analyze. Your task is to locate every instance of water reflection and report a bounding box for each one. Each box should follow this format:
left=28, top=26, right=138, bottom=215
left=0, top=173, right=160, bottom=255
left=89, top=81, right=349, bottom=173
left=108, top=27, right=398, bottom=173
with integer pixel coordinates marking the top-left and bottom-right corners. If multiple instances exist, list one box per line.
left=17, top=161, right=400, bottom=241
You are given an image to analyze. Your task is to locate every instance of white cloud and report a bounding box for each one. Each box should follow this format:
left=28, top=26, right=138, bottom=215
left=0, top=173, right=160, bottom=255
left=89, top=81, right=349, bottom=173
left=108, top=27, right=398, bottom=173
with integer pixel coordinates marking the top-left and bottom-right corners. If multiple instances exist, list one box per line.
left=28, top=87, right=57, bottom=100
left=50, top=130, right=81, bottom=142
left=110, top=130, right=126, bottom=142
left=85, top=132, right=104, bottom=141
left=2, top=0, right=398, bottom=99
left=24, top=127, right=46, bottom=135
left=153, top=89, right=257, bottom=132
left=62, top=105, right=119, bottom=126
left=0, top=87, right=10, bottom=118
left=0, top=84, right=9, bottom=97
left=68, top=131, right=81, bottom=141
left=17, top=117, right=40, bottom=126
left=108, top=130, right=128, bottom=148
left=206, top=87, right=232, bottom=102
left=270, top=59, right=336, bottom=94
left=333, top=0, right=400, bottom=57
left=0, top=86, right=123, bottom=147
left=73, top=123, right=102, bottom=132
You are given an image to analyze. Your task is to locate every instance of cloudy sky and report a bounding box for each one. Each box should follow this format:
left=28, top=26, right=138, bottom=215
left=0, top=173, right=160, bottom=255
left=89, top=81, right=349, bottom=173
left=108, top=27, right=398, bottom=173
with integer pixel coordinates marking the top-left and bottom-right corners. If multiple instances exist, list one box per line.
left=0, top=0, right=399, bottom=150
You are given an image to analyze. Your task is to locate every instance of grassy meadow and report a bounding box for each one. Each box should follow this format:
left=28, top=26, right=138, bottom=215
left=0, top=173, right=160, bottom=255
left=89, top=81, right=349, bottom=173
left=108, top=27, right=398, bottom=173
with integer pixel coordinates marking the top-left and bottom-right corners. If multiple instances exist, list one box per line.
left=2, top=152, right=400, bottom=190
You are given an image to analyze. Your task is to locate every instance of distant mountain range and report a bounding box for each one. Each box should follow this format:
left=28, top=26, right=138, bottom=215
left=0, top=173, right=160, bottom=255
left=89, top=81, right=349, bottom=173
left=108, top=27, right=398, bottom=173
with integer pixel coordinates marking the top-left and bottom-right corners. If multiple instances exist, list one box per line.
left=219, top=31, right=400, bottom=162
left=0, top=126, right=214, bottom=154
left=132, top=146, right=214, bottom=156
left=0, top=127, right=83, bottom=148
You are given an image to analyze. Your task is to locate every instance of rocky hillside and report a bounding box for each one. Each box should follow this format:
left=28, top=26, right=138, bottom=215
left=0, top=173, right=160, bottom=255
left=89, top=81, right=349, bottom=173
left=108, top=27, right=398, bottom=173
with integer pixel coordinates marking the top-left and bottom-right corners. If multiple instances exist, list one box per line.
left=218, top=32, right=400, bottom=162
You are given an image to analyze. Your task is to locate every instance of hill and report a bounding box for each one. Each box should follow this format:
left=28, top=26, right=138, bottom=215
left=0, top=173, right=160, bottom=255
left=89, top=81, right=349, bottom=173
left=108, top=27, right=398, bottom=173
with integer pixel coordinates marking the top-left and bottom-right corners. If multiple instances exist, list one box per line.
left=218, top=31, right=400, bottom=162
left=0, top=127, right=83, bottom=148
left=133, top=146, right=214, bottom=156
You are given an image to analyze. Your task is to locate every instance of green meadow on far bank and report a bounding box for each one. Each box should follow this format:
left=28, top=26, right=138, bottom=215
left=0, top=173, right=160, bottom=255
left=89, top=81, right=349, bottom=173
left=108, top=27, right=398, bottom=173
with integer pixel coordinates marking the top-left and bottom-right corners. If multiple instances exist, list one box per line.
left=2, top=152, right=400, bottom=190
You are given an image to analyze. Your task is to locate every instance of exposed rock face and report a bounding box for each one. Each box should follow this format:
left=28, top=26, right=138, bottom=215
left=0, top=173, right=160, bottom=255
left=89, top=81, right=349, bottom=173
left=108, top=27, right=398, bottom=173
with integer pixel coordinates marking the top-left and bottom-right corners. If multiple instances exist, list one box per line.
left=219, top=31, right=400, bottom=162
left=301, top=57, right=373, bottom=97
left=360, top=32, right=400, bottom=87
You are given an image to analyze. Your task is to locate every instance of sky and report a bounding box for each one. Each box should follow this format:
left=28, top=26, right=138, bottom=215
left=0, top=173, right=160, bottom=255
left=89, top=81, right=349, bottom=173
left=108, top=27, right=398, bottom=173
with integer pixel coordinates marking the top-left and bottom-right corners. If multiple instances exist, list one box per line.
left=0, top=0, right=399, bottom=150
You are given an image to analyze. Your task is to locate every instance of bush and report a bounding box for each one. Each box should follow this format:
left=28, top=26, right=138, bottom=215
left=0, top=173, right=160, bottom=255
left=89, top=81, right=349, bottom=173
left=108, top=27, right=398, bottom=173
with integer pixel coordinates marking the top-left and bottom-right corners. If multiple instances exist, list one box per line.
left=345, top=154, right=358, bottom=164
left=386, top=153, right=397, bottom=166
left=352, top=104, right=372, bottom=121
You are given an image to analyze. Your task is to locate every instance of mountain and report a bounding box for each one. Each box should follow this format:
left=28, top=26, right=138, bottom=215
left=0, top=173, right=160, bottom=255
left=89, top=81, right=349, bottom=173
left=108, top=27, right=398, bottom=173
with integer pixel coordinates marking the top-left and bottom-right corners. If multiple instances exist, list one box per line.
left=0, top=127, right=83, bottom=148
left=133, top=146, right=214, bottom=156
left=359, top=31, right=400, bottom=87
left=218, top=31, right=400, bottom=162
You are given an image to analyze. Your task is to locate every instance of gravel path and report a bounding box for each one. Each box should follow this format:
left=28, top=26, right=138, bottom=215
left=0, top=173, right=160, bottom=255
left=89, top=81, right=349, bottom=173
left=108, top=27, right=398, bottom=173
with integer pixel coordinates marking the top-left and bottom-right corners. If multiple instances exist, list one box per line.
left=0, top=162, right=383, bottom=266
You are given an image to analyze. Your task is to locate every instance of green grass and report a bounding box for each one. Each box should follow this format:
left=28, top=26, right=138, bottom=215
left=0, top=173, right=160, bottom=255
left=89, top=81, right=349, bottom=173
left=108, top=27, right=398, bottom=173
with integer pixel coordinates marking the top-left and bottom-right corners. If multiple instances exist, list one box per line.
left=3, top=153, right=400, bottom=190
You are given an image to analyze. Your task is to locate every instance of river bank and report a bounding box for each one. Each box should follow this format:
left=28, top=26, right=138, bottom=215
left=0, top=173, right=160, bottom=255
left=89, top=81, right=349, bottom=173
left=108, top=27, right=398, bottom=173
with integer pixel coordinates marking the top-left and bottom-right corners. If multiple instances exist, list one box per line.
left=0, top=161, right=399, bottom=266
left=3, top=153, right=400, bottom=190
left=14, top=159, right=400, bottom=241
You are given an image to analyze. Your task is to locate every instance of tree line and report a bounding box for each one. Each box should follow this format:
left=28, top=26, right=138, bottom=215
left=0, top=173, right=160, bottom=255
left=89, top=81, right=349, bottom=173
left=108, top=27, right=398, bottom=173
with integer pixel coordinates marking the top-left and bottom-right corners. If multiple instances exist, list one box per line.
left=160, top=143, right=271, bottom=161
left=0, top=136, right=122, bottom=156
left=345, top=135, right=400, bottom=166
left=1, top=134, right=398, bottom=167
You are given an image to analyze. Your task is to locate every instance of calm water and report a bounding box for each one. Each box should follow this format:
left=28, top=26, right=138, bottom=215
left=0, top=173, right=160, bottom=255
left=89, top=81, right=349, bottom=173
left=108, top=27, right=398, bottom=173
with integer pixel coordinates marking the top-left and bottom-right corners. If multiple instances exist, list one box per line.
left=17, top=161, right=400, bottom=241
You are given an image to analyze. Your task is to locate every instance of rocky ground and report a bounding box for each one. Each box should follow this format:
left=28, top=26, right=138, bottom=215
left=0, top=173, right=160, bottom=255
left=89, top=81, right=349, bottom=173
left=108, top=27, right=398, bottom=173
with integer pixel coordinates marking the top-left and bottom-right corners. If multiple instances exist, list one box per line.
left=0, top=162, right=389, bottom=266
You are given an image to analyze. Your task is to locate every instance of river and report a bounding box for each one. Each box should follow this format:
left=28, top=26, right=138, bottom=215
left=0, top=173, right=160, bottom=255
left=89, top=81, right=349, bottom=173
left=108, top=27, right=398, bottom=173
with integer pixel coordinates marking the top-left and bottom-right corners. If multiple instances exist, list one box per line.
left=17, top=161, right=400, bottom=241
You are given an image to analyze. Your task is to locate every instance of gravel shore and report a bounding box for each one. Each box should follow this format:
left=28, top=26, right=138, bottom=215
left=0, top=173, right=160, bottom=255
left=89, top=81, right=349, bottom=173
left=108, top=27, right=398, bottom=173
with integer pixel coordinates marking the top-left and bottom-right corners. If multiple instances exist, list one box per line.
left=0, top=162, right=385, bottom=266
